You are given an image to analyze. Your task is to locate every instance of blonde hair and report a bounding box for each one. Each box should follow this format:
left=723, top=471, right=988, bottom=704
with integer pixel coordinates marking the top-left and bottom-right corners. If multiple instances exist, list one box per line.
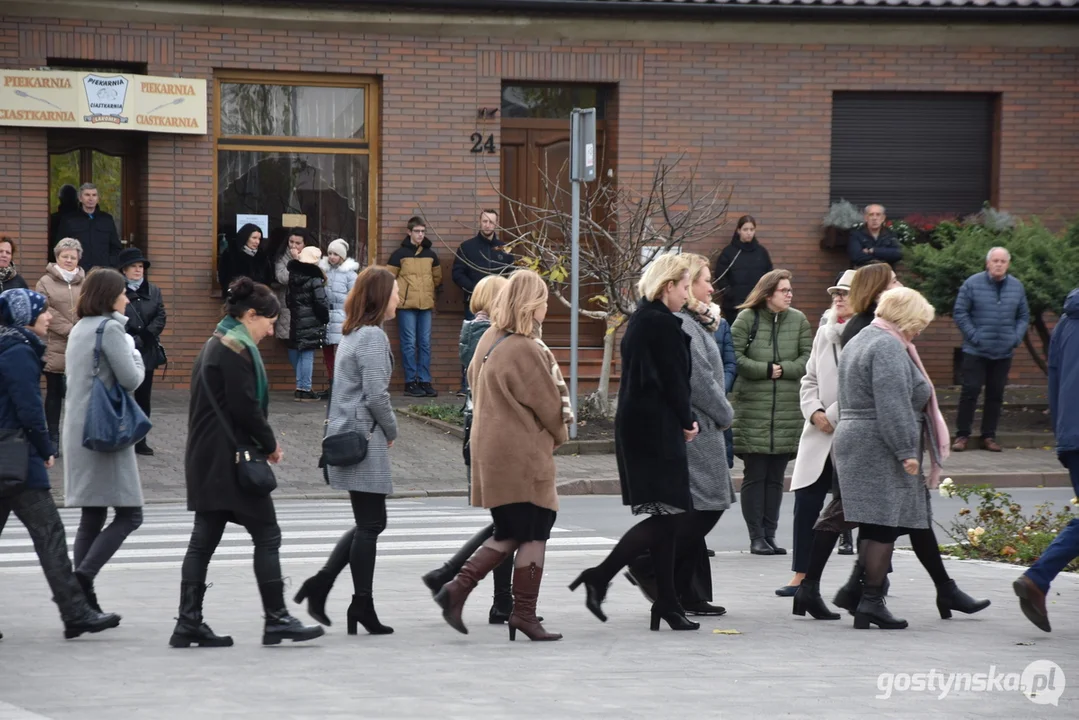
left=637, top=253, right=690, bottom=302
left=738, top=269, right=793, bottom=310
left=875, top=287, right=935, bottom=336
left=490, top=269, right=548, bottom=338
left=683, top=253, right=710, bottom=284
left=470, top=274, right=509, bottom=315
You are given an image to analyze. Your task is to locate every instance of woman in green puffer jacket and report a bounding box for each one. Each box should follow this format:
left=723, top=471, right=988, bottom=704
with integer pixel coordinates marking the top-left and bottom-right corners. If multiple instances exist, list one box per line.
left=730, top=269, right=812, bottom=556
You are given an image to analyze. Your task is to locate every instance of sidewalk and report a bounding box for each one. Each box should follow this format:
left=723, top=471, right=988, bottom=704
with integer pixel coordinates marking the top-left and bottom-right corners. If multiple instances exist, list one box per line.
left=47, top=390, right=1069, bottom=505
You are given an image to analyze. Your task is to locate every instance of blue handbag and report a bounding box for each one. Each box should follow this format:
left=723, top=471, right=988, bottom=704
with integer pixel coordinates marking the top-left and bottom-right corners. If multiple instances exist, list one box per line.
left=82, top=318, right=152, bottom=452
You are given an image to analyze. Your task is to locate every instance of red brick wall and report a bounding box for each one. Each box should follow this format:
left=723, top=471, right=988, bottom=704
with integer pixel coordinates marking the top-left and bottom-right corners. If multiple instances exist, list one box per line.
left=1, top=16, right=1075, bottom=391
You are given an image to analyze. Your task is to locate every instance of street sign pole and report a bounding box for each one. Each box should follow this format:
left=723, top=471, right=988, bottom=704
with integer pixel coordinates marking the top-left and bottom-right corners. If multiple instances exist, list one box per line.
left=568, top=108, right=596, bottom=440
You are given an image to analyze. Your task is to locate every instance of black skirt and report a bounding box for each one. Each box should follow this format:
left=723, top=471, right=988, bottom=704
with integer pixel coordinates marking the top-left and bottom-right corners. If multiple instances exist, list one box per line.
left=490, top=503, right=557, bottom=542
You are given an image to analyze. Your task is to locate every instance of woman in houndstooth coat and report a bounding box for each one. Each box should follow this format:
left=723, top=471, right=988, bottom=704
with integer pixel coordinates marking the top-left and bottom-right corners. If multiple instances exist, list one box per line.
left=297, top=266, right=399, bottom=637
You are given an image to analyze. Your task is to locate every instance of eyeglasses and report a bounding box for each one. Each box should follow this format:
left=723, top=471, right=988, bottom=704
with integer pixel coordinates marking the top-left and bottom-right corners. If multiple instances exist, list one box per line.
left=776, top=288, right=793, bottom=295
left=831, top=290, right=849, bottom=298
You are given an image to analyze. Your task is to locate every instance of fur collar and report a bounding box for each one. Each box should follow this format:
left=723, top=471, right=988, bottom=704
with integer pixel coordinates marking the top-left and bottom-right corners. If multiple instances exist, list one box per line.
left=822, top=309, right=847, bottom=347
left=319, top=257, right=360, bottom=275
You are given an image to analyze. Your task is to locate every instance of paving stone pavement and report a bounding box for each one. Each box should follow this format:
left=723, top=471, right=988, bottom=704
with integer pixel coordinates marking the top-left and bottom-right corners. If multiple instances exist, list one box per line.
left=0, top=500, right=1076, bottom=718
left=45, top=390, right=1068, bottom=505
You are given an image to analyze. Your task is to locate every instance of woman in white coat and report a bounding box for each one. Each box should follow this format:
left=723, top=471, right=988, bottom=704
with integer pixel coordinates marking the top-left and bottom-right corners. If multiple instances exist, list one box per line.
left=776, top=270, right=854, bottom=607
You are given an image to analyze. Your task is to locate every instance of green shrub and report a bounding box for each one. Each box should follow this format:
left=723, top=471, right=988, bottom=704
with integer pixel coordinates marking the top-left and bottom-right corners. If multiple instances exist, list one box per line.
left=406, top=403, right=465, bottom=426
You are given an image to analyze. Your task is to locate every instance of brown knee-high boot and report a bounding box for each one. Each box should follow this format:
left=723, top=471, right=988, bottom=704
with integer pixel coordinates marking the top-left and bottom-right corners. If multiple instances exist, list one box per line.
left=434, top=546, right=508, bottom=634
left=508, top=563, right=562, bottom=641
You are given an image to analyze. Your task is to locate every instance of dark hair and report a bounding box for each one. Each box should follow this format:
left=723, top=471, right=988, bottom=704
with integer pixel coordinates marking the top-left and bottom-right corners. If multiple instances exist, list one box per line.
left=849, top=262, right=895, bottom=315
left=287, top=227, right=309, bottom=242
left=77, top=268, right=127, bottom=318
left=736, top=215, right=756, bottom=231
left=342, top=266, right=396, bottom=333
left=0, top=236, right=14, bottom=255
left=407, top=216, right=426, bottom=231
left=58, top=184, right=79, bottom=211
left=224, top=277, right=280, bottom=319
left=234, top=223, right=264, bottom=254
left=481, top=208, right=498, bottom=219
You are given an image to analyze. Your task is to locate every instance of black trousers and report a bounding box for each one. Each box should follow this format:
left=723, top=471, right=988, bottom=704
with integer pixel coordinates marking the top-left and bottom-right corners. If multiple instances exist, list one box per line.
left=955, top=353, right=1011, bottom=440
left=181, top=510, right=282, bottom=586
left=349, top=491, right=387, bottom=596
left=44, top=372, right=66, bottom=435
left=740, top=453, right=790, bottom=541
left=134, top=368, right=153, bottom=423
left=792, top=458, right=833, bottom=574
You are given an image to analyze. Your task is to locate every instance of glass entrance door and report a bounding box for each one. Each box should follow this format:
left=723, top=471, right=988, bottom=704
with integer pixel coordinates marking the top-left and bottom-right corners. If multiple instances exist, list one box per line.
left=49, top=148, right=125, bottom=243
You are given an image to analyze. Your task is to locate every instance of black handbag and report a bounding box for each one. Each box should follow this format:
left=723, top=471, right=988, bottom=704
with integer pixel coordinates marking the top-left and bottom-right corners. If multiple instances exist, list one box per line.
left=197, top=346, right=277, bottom=498
left=318, top=389, right=376, bottom=469
left=0, top=428, right=29, bottom=497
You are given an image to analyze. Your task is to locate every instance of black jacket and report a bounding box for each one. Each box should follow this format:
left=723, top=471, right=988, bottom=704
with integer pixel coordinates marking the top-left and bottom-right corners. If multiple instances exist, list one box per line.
left=218, top=235, right=271, bottom=299
left=848, top=226, right=902, bottom=268
left=615, top=299, right=695, bottom=511
left=713, top=236, right=774, bottom=321
left=287, top=260, right=330, bottom=351
left=57, top=209, right=121, bottom=271
left=0, top=272, right=28, bottom=293
left=451, top=233, right=516, bottom=301
left=185, top=335, right=277, bottom=520
left=123, top=280, right=167, bottom=370
left=840, top=306, right=876, bottom=348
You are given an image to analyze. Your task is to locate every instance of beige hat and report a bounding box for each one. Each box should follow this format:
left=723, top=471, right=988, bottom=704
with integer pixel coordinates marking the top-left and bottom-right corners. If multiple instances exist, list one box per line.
left=298, top=246, right=323, bottom=265
left=828, top=269, right=856, bottom=295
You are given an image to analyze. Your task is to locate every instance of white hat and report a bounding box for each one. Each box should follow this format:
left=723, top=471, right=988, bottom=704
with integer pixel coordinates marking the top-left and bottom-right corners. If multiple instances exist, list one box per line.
left=298, top=245, right=323, bottom=265
left=828, top=269, right=856, bottom=295
left=327, top=238, right=349, bottom=260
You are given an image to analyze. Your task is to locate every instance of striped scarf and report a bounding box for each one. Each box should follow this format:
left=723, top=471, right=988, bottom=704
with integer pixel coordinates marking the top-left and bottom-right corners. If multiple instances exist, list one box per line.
left=532, top=335, right=575, bottom=426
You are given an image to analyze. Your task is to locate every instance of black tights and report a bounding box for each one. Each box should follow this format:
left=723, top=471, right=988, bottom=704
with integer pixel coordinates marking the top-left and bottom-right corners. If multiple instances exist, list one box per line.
left=348, top=491, right=387, bottom=597
left=674, top=510, right=723, bottom=600
left=593, top=514, right=680, bottom=608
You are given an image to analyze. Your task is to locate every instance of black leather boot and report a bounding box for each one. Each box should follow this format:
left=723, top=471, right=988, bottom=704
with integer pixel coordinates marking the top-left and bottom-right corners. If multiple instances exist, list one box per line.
left=63, top=605, right=122, bottom=639
left=422, top=523, right=495, bottom=595
left=169, top=582, right=233, bottom=648
left=489, top=555, right=514, bottom=624
left=259, top=580, right=324, bottom=645
left=853, top=585, right=908, bottom=629
left=792, top=580, right=841, bottom=620
left=935, top=579, right=991, bottom=619
left=650, top=604, right=700, bottom=631
left=838, top=530, right=854, bottom=555
left=749, top=538, right=775, bottom=555
left=293, top=571, right=335, bottom=626
left=347, top=594, right=394, bottom=635
left=833, top=559, right=865, bottom=616
left=74, top=570, right=103, bottom=613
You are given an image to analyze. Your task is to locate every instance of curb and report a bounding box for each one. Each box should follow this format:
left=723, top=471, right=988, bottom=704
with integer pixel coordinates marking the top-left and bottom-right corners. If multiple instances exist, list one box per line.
left=397, top=409, right=464, bottom=439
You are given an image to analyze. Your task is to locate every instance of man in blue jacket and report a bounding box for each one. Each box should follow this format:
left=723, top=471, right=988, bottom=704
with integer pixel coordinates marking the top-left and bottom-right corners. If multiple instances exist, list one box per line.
left=1013, top=287, right=1079, bottom=632
left=951, top=247, right=1030, bottom=452
left=847, top=204, right=902, bottom=269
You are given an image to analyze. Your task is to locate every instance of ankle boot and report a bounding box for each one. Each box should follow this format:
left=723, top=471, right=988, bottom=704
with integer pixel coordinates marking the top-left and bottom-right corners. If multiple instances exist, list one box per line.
left=568, top=567, right=609, bottom=623
left=935, top=579, right=991, bottom=619
left=838, top=530, right=854, bottom=555
left=63, top=605, right=122, bottom=639
left=258, top=580, right=325, bottom=645
left=74, top=570, right=102, bottom=613
left=489, top=555, right=514, bottom=624
left=833, top=559, right=865, bottom=616
left=507, top=563, right=562, bottom=641
left=650, top=604, right=700, bottom=631
left=422, top=523, right=495, bottom=595
left=853, top=585, right=908, bottom=629
left=293, top=571, right=335, bottom=626
left=792, top=580, right=841, bottom=620
left=169, top=582, right=233, bottom=648
left=434, top=546, right=508, bottom=634
left=347, top=594, right=394, bottom=635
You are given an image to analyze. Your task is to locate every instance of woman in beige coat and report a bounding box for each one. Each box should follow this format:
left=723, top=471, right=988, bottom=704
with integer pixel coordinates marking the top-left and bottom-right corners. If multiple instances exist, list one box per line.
left=434, top=269, right=571, bottom=642
left=35, top=237, right=86, bottom=455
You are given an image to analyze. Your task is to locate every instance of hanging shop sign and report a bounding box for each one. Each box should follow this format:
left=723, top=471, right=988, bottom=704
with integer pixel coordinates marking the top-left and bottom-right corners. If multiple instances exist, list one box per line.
left=0, top=70, right=207, bottom=134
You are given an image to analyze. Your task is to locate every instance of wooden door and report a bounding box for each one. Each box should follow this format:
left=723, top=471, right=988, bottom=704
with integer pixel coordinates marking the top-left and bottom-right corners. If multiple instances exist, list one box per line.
left=500, top=118, right=607, bottom=348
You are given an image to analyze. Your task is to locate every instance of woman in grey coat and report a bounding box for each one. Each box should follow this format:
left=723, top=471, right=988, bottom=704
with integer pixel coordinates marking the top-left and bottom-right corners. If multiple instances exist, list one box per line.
left=62, top=268, right=145, bottom=614
left=835, top=287, right=988, bottom=630
left=296, top=266, right=399, bottom=636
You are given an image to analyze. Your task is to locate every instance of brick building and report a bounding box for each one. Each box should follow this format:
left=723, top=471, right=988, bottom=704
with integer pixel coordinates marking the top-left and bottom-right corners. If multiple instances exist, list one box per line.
left=1, top=0, right=1076, bottom=392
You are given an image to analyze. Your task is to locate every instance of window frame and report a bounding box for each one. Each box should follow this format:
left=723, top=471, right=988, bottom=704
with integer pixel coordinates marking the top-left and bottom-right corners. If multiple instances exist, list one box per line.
left=212, top=70, right=380, bottom=280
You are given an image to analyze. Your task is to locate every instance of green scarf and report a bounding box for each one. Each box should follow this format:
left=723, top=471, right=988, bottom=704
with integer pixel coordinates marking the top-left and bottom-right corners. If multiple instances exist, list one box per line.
left=215, top=315, right=269, bottom=412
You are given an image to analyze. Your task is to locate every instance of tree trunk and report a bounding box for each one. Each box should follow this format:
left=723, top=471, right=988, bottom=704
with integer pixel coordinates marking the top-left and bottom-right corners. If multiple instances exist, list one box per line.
left=585, top=314, right=620, bottom=418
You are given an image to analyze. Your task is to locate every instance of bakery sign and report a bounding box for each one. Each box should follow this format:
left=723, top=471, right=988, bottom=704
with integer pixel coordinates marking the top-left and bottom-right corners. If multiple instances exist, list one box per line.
left=0, top=70, right=206, bottom=134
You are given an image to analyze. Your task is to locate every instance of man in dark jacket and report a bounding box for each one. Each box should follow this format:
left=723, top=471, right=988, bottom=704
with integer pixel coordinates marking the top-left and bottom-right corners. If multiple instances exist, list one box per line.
left=1013, top=287, right=1079, bottom=633
left=451, top=209, right=516, bottom=317
left=847, top=204, right=902, bottom=269
left=952, top=247, right=1030, bottom=452
left=56, top=183, right=121, bottom=271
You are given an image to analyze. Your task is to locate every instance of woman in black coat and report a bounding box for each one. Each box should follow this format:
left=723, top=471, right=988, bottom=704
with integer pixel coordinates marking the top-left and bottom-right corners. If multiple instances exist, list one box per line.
left=0, top=236, right=29, bottom=293
left=287, top=245, right=330, bottom=400
left=571, top=253, right=701, bottom=632
left=171, top=277, right=323, bottom=648
left=118, top=248, right=166, bottom=456
left=713, top=215, right=774, bottom=322
left=217, top=223, right=270, bottom=299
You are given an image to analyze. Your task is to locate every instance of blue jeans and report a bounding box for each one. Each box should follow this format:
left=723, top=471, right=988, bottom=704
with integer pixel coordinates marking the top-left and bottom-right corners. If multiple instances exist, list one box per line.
left=397, top=309, right=432, bottom=384
left=287, top=348, right=315, bottom=391
left=1025, top=451, right=1079, bottom=592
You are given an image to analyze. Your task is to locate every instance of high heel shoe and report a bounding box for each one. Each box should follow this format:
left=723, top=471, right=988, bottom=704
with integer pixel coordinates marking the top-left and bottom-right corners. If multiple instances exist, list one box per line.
left=293, top=572, right=334, bottom=626
left=649, top=605, right=700, bottom=631
left=792, top=580, right=840, bottom=620
left=935, top=579, right=990, bottom=619
left=346, top=594, right=394, bottom=635
left=568, top=569, right=608, bottom=623
left=506, top=563, right=561, bottom=642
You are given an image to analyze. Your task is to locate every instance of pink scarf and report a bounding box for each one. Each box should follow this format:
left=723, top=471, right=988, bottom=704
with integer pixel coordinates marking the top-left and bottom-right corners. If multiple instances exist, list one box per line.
left=870, top=318, right=950, bottom=488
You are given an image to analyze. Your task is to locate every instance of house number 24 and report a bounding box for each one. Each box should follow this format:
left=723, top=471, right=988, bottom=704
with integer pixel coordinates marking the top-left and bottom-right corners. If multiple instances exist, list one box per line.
left=470, top=133, right=497, bottom=154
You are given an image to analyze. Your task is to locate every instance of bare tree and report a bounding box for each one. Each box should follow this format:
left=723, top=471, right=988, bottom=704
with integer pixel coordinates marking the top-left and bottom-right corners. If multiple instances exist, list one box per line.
left=492, top=153, right=732, bottom=415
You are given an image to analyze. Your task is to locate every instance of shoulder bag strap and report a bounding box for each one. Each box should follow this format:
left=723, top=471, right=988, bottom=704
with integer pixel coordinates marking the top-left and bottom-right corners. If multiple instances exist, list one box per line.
left=197, top=339, right=240, bottom=450
left=481, top=332, right=512, bottom=368
left=321, top=350, right=377, bottom=440
left=92, top=318, right=111, bottom=377
left=744, top=310, right=760, bottom=354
